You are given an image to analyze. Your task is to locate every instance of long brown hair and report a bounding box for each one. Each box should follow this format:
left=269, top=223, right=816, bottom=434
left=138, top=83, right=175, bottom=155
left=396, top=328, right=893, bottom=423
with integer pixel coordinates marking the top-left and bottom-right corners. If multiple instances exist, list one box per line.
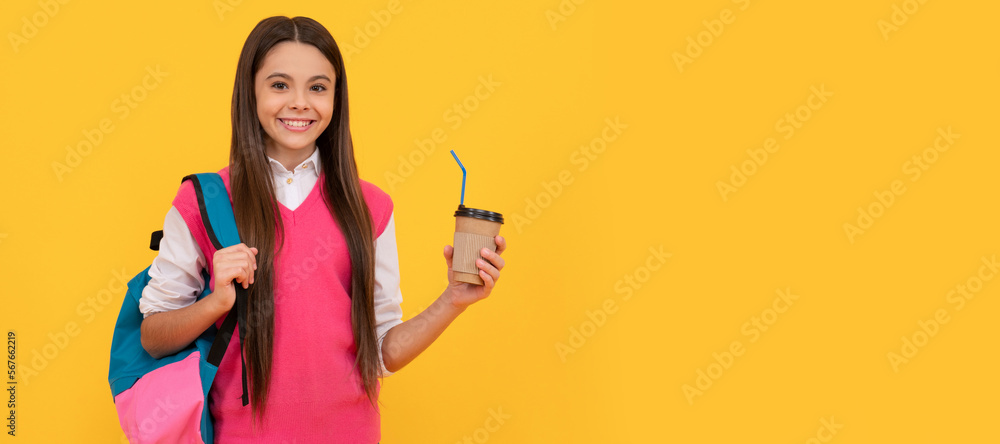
left=228, top=16, right=382, bottom=422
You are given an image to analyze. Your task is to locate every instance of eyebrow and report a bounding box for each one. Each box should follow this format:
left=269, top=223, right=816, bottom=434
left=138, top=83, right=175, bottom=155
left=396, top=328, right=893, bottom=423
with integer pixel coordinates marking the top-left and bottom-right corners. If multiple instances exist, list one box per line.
left=264, top=72, right=332, bottom=83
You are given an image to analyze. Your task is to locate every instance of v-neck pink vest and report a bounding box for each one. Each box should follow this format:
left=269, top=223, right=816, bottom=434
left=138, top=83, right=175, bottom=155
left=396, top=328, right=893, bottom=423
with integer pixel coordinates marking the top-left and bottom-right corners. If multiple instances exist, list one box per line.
left=171, top=166, right=394, bottom=443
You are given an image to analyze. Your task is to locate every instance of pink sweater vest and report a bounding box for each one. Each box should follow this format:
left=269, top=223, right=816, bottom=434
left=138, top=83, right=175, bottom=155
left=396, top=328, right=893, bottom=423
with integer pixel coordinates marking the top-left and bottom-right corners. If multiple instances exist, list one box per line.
left=172, top=166, right=393, bottom=443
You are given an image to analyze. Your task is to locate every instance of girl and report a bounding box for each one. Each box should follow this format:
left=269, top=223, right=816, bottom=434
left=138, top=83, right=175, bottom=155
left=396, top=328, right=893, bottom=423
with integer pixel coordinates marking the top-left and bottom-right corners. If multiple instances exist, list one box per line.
left=137, top=16, right=507, bottom=443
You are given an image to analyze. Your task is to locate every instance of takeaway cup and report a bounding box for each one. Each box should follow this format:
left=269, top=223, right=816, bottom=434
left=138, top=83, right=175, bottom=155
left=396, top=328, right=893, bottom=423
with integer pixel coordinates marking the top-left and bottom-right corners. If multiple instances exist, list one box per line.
left=452, top=205, right=504, bottom=285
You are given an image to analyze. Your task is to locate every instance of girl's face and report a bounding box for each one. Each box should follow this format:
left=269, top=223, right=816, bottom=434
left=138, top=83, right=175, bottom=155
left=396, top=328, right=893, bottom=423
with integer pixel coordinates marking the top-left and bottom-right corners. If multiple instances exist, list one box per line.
left=254, top=41, right=336, bottom=159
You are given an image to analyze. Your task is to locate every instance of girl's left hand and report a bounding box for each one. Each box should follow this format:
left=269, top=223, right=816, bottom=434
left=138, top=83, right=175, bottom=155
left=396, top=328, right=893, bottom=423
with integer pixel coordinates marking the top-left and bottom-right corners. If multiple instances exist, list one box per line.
left=443, top=235, right=507, bottom=310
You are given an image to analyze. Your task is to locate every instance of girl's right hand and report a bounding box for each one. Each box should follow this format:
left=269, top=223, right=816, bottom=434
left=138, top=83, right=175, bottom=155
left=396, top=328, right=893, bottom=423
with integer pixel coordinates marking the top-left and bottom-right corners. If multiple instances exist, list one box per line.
left=209, top=243, right=258, bottom=314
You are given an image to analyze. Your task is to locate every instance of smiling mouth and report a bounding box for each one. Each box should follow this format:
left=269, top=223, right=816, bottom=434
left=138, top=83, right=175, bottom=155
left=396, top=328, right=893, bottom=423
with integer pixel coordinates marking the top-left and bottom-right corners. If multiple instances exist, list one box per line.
left=279, top=118, right=315, bottom=129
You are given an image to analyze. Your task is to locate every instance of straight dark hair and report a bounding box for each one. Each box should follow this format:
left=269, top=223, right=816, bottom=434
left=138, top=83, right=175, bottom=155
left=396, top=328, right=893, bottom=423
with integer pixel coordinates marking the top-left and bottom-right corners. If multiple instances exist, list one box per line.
left=229, top=16, right=382, bottom=423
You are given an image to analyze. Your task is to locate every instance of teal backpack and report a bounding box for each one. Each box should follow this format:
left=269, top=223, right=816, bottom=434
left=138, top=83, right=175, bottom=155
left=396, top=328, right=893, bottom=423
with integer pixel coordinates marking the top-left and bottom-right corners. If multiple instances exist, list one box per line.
left=108, top=173, right=248, bottom=443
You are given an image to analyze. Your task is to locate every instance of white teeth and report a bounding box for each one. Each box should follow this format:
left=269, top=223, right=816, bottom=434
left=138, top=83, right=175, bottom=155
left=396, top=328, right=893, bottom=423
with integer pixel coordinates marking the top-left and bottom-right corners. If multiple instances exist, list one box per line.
left=282, top=119, right=312, bottom=127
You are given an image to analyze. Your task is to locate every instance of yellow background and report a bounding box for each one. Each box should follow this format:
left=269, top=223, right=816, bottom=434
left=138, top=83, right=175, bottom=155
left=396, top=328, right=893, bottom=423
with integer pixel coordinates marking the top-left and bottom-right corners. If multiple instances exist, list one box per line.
left=1, top=0, right=998, bottom=442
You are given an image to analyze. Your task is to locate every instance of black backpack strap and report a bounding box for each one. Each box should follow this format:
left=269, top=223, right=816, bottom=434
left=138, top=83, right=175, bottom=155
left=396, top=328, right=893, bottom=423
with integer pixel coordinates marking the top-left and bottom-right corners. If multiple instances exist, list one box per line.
left=181, top=172, right=250, bottom=407
left=149, top=230, right=164, bottom=251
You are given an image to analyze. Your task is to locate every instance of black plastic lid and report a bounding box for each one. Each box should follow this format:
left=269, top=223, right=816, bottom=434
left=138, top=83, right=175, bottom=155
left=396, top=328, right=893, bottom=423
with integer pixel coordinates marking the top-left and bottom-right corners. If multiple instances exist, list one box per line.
left=454, top=205, right=504, bottom=224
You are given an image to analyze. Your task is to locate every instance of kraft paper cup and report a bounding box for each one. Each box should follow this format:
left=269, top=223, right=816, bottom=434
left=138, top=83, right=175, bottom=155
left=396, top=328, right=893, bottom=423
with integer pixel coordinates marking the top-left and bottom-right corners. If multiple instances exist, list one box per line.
left=452, top=205, right=504, bottom=285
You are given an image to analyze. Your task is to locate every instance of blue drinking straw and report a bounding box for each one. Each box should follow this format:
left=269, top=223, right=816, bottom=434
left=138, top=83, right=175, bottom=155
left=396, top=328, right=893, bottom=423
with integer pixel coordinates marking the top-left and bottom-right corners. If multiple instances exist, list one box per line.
left=450, top=149, right=466, bottom=206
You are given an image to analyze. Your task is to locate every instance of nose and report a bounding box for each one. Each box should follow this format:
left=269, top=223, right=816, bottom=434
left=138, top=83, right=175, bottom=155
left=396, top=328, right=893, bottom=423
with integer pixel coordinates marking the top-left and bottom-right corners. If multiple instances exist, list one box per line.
left=289, top=90, right=309, bottom=111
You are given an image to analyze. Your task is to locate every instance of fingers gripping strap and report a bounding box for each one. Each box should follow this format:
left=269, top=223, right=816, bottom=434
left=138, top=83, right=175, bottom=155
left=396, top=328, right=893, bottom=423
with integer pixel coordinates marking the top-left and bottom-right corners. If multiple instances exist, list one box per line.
left=452, top=232, right=496, bottom=274
left=183, top=172, right=250, bottom=407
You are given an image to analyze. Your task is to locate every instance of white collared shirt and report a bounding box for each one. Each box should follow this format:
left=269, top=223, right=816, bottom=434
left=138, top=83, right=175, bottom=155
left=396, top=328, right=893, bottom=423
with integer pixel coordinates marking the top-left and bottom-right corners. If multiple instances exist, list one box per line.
left=139, top=147, right=405, bottom=376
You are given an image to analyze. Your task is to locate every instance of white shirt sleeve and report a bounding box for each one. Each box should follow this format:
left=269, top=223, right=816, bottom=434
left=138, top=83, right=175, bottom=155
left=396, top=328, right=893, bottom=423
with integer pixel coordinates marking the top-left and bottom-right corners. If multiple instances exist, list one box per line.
left=374, top=212, right=405, bottom=377
left=139, top=206, right=207, bottom=318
